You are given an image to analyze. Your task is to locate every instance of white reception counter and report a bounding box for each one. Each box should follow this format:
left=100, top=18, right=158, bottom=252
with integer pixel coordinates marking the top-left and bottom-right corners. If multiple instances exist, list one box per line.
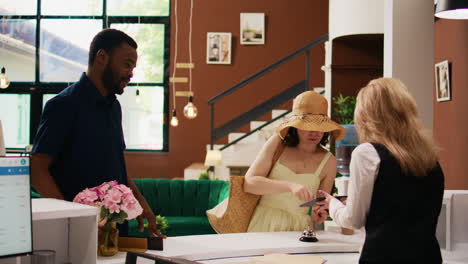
left=97, top=231, right=364, bottom=264
left=3, top=190, right=468, bottom=264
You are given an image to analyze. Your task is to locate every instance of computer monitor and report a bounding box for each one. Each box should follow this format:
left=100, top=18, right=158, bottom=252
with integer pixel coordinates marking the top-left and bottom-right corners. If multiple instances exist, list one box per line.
left=0, top=157, right=32, bottom=258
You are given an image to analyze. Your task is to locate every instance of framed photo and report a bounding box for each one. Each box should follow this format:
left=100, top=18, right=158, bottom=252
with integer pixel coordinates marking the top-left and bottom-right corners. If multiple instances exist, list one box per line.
left=240, top=13, right=265, bottom=45
left=206, top=32, right=232, bottom=65
left=435, top=60, right=451, bottom=102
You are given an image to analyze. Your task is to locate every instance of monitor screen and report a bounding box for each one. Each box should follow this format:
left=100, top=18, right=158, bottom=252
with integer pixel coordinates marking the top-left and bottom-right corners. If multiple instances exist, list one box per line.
left=0, top=157, right=32, bottom=258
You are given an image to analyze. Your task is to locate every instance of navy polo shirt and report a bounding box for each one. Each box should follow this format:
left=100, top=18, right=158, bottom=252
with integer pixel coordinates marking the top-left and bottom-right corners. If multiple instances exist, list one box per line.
left=32, top=73, right=128, bottom=201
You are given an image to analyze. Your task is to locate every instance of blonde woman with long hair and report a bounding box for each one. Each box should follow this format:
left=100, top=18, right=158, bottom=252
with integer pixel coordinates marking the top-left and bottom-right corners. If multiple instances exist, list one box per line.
left=318, top=78, right=444, bottom=264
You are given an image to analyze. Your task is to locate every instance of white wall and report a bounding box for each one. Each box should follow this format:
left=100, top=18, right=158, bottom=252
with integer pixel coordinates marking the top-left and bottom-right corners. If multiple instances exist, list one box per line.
left=327, top=0, right=434, bottom=129
left=329, top=0, right=385, bottom=40
left=384, top=0, right=434, bottom=130
left=326, top=0, right=385, bottom=113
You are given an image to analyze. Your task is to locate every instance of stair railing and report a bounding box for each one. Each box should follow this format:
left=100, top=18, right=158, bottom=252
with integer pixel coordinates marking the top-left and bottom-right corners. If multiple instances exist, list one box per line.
left=208, top=34, right=328, bottom=150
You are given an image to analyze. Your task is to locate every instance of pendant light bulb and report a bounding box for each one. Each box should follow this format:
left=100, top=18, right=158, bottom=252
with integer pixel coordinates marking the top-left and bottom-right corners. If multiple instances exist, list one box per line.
left=183, top=96, right=198, bottom=119
left=0, top=67, right=10, bottom=89
left=135, top=89, right=141, bottom=104
left=170, top=109, right=179, bottom=127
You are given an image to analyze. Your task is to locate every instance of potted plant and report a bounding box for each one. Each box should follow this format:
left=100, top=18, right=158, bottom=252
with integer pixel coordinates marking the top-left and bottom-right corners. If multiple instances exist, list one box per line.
left=155, top=215, right=169, bottom=235
left=73, top=181, right=144, bottom=256
left=332, top=94, right=356, bottom=125
left=332, top=94, right=358, bottom=177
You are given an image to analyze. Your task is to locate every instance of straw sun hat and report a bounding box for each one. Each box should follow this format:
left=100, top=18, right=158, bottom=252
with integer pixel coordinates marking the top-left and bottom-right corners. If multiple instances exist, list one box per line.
left=276, top=91, right=345, bottom=141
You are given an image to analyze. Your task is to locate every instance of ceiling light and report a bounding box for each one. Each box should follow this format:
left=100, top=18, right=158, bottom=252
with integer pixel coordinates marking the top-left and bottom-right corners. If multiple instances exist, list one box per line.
left=0, top=67, right=10, bottom=89
left=435, top=0, right=468, bottom=19
left=170, top=109, right=179, bottom=127
left=183, top=96, right=198, bottom=119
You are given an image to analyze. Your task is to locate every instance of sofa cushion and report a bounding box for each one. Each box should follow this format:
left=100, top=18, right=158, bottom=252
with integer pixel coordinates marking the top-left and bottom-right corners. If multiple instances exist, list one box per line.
left=127, top=216, right=216, bottom=237
left=165, top=216, right=216, bottom=236
left=130, top=178, right=229, bottom=236
left=133, top=179, right=229, bottom=216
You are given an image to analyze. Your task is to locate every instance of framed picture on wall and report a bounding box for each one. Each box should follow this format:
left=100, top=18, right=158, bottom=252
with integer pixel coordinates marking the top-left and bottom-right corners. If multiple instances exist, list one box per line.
left=435, top=60, right=451, bottom=102
left=240, top=13, right=265, bottom=45
left=206, top=32, right=232, bottom=64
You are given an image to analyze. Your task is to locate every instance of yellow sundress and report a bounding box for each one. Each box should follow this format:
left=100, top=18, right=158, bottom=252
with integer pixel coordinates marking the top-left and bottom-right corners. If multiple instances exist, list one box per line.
left=247, top=152, right=331, bottom=232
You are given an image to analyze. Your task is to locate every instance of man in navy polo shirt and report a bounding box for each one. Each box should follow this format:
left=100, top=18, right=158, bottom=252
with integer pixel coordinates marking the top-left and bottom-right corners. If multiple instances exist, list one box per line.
left=31, top=29, right=162, bottom=237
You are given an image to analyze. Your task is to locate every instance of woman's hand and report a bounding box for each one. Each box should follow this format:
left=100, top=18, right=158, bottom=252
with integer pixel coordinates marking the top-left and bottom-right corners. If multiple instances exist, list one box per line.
left=312, top=206, right=328, bottom=225
left=316, top=190, right=335, bottom=209
left=289, top=183, right=314, bottom=201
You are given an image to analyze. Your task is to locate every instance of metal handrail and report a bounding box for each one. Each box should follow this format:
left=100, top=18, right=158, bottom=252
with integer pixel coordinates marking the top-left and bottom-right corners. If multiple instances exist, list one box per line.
left=208, top=34, right=328, bottom=105
left=219, top=109, right=291, bottom=151
left=208, top=34, right=329, bottom=149
left=212, top=80, right=306, bottom=143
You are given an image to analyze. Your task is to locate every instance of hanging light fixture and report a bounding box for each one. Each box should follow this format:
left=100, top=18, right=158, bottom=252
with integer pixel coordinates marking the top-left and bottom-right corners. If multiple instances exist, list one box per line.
left=435, top=0, right=468, bottom=19
left=0, top=67, right=10, bottom=89
left=183, top=0, right=198, bottom=119
left=170, top=109, right=179, bottom=127
left=183, top=95, right=198, bottom=119
left=135, top=88, right=141, bottom=104
left=170, top=0, right=180, bottom=127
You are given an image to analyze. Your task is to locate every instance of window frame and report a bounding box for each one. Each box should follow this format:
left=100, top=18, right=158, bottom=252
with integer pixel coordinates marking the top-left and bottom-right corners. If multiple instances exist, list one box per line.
left=0, top=0, right=171, bottom=153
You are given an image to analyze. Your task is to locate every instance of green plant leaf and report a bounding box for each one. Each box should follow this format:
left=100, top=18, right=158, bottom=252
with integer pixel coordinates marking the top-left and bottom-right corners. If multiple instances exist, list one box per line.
left=100, top=207, right=109, bottom=219
left=144, top=215, right=169, bottom=234
left=155, top=215, right=169, bottom=234
left=199, top=172, right=210, bottom=180
left=332, top=94, right=356, bottom=124
left=118, top=211, right=128, bottom=220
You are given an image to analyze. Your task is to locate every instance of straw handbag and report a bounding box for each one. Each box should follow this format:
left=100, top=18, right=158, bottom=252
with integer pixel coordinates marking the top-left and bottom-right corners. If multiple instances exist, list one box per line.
left=206, top=143, right=285, bottom=233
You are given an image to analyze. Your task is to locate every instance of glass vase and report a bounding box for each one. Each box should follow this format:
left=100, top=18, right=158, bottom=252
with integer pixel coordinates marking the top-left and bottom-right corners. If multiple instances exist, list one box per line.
left=98, top=221, right=119, bottom=256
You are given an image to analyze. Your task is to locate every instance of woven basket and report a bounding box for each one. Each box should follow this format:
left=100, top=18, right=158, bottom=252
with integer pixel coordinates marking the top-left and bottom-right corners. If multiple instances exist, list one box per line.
left=206, top=176, right=260, bottom=233
left=207, top=141, right=285, bottom=233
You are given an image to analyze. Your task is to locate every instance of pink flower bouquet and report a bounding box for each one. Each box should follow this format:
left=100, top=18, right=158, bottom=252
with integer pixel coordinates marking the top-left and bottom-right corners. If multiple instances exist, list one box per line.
left=73, top=180, right=143, bottom=225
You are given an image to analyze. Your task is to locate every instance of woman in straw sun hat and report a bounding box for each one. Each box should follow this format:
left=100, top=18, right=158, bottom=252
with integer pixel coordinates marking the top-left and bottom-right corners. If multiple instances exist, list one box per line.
left=317, top=78, right=444, bottom=263
left=243, top=90, right=345, bottom=232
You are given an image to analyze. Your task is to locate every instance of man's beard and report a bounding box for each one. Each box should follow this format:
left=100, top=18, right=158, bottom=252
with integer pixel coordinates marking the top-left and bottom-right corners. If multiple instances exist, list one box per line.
left=102, top=64, right=123, bottom=95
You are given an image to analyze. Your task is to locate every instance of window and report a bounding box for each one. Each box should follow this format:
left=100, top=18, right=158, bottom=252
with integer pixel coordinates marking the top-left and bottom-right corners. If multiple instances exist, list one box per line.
left=0, top=0, right=170, bottom=152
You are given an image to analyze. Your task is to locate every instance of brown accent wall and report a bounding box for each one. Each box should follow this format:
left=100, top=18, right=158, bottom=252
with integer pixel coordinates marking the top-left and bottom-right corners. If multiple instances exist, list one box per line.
left=330, top=34, right=383, bottom=117
left=434, top=19, right=468, bottom=190
left=125, top=0, right=329, bottom=179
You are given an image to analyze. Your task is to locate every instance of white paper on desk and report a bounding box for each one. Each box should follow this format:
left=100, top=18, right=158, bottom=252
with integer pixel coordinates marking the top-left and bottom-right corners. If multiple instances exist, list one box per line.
left=251, top=253, right=324, bottom=264
left=0, top=120, right=5, bottom=156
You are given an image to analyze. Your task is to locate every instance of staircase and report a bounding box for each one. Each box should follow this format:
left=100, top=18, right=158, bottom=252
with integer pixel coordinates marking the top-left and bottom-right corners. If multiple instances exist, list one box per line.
left=206, top=109, right=293, bottom=180
left=184, top=34, right=329, bottom=181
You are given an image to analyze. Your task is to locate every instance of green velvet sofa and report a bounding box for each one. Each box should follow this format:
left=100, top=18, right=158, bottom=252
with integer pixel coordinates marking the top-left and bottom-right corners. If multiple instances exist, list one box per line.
left=128, top=178, right=229, bottom=237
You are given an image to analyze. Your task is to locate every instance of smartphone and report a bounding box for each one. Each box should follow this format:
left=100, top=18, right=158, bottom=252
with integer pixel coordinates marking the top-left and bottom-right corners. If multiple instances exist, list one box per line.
left=299, top=197, right=326, bottom=207
left=334, top=195, right=348, bottom=201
